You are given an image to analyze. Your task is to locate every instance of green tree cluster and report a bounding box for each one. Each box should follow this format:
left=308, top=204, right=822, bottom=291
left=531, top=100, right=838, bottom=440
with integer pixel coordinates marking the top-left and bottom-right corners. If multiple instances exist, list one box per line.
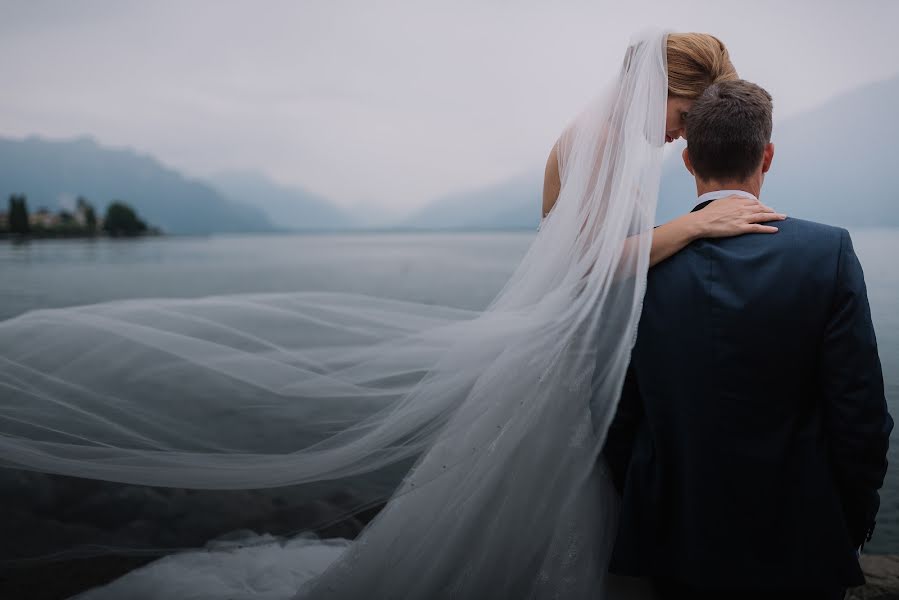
left=102, top=200, right=148, bottom=236
left=7, top=194, right=30, bottom=234
left=3, top=194, right=156, bottom=238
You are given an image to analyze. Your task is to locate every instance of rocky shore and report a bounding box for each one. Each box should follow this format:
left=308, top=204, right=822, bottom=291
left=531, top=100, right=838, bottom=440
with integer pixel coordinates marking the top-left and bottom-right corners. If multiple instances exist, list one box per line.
left=1, top=465, right=896, bottom=600
left=2, top=553, right=897, bottom=599
left=848, top=555, right=899, bottom=599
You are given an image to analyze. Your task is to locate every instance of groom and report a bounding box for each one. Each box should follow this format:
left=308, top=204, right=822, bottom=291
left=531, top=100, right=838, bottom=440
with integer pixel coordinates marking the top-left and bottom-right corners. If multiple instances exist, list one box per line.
left=602, top=79, right=893, bottom=599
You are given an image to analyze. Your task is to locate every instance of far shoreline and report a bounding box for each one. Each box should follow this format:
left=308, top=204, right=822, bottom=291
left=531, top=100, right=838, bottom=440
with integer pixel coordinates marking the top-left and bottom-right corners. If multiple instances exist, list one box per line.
left=0, top=231, right=164, bottom=241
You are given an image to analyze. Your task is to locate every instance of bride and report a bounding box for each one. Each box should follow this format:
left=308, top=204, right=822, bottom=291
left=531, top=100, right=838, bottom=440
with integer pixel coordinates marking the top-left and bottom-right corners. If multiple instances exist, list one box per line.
left=0, top=29, right=783, bottom=599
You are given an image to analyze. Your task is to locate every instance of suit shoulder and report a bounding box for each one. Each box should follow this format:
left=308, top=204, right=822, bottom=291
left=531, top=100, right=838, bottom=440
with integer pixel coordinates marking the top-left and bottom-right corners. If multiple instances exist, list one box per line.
left=774, top=216, right=849, bottom=251
left=776, top=216, right=846, bottom=239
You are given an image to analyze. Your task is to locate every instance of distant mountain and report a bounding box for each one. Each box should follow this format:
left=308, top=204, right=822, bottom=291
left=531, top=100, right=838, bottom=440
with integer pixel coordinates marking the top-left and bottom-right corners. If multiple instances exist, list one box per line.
left=406, top=74, right=899, bottom=230
left=209, top=170, right=357, bottom=231
left=401, top=172, right=543, bottom=230
left=0, top=136, right=274, bottom=235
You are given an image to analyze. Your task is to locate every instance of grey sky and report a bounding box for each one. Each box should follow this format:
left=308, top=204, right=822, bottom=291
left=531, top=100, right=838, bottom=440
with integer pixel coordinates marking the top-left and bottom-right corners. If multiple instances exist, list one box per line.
left=1, top=0, right=897, bottom=216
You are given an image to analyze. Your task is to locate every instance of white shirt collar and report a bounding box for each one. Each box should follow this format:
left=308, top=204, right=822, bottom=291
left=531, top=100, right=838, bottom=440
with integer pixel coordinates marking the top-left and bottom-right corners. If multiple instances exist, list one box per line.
left=696, top=189, right=758, bottom=206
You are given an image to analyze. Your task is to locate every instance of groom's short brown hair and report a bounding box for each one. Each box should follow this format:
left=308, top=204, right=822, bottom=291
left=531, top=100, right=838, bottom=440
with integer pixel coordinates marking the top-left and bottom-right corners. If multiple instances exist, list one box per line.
left=685, top=79, right=773, bottom=182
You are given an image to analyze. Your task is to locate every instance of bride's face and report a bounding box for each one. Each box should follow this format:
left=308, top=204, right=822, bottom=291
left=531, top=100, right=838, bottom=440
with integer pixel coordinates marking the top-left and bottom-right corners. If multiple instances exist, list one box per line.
left=665, top=96, right=694, bottom=143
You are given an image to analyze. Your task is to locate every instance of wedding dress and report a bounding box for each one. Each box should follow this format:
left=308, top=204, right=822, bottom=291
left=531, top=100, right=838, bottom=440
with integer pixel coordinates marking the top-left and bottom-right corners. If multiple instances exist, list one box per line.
left=0, top=29, right=669, bottom=599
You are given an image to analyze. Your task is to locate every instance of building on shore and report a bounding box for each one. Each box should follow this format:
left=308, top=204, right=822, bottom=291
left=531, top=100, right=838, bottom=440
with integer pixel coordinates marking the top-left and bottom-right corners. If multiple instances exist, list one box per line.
left=30, top=207, right=60, bottom=228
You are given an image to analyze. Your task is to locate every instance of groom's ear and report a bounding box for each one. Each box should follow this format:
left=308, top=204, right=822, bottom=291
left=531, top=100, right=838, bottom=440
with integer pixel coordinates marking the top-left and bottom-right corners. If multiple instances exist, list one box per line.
left=682, top=147, right=696, bottom=176
left=761, top=143, right=775, bottom=174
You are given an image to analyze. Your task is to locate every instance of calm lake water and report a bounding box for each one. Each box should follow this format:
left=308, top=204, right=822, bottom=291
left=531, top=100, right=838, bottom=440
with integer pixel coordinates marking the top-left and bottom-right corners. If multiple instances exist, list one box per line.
left=1, top=229, right=897, bottom=552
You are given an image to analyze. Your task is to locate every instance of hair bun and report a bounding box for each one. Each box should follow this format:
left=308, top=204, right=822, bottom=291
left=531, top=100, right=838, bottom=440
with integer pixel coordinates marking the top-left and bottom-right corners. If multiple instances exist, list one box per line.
left=666, top=32, right=738, bottom=98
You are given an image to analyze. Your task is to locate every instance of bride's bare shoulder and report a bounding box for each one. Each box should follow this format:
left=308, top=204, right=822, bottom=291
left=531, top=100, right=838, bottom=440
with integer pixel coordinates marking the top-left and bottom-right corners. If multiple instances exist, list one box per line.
left=542, top=118, right=612, bottom=220
left=541, top=140, right=561, bottom=219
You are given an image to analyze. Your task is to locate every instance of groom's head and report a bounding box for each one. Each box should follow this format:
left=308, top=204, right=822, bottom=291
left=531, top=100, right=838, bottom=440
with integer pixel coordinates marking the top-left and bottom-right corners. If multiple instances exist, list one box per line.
left=682, top=79, right=774, bottom=196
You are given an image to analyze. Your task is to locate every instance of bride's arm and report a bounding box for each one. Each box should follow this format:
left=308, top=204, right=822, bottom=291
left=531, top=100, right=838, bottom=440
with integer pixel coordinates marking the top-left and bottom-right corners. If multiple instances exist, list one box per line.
left=649, top=199, right=786, bottom=266
left=541, top=143, right=787, bottom=267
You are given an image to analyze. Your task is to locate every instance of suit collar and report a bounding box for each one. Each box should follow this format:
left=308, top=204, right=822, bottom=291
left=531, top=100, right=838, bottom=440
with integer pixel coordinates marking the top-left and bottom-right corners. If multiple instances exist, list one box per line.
left=692, top=189, right=758, bottom=212
left=691, top=199, right=714, bottom=213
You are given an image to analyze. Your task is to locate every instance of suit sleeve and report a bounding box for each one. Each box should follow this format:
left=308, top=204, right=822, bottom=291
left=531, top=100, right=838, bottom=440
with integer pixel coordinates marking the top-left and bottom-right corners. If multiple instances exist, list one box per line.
left=820, top=229, right=894, bottom=548
left=602, top=364, right=644, bottom=495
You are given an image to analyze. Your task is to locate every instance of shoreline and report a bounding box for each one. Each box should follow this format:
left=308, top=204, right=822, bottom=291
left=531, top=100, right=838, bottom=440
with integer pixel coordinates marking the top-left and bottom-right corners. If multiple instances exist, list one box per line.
left=0, top=232, right=163, bottom=241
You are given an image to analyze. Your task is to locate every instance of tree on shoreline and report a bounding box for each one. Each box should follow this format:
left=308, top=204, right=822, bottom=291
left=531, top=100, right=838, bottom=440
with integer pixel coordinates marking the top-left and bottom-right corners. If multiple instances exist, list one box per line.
left=102, top=200, right=148, bottom=236
left=76, top=196, right=98, bottom=233
left=8, top=194, right=30, bottom=234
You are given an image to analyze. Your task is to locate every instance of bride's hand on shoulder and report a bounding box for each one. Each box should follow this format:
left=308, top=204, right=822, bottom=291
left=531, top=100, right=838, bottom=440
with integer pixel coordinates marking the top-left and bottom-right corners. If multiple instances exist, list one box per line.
left=690, top=196, right=787, bottom=238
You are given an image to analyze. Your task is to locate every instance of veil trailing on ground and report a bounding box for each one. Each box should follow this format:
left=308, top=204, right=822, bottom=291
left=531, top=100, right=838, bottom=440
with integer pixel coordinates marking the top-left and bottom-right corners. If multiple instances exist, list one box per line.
left=0, top=29, right=668, bottom=599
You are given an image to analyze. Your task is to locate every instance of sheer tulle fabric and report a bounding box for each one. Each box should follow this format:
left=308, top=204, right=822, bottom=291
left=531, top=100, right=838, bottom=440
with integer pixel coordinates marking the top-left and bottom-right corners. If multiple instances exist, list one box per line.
left=0, top=29, right=668, bottom=599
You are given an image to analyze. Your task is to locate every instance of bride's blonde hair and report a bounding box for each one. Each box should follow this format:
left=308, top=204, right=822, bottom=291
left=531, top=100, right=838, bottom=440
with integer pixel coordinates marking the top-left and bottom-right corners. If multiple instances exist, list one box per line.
left=666, top=33, right=738, bottom=98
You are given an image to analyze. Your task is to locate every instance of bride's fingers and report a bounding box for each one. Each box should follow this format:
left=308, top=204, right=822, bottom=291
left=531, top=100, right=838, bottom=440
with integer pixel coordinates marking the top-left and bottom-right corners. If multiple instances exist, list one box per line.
left=740, top=200, right=773, bottom=212
left=734, top=198, right=759, bottom=207
left=733, top=198, right=780, bottom=214
left=743, top=223, right=780, bottom=233
left=748, top=211, right=787, bottom=223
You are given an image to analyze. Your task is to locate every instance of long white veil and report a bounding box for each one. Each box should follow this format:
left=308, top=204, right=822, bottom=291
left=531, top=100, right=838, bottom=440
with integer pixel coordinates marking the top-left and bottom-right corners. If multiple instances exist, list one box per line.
left=0, top=29, right=668, bottom=599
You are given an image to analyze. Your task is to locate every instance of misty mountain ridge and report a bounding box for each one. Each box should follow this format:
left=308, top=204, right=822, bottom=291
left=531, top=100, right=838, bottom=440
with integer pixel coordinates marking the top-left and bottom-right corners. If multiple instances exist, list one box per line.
left=0, top=136, right=383, bottom=235
left=399, top=173, right=543, bottom=230
left=0, top=135, right=274, bottom=235
left=209, top=170, right=360, bottom=231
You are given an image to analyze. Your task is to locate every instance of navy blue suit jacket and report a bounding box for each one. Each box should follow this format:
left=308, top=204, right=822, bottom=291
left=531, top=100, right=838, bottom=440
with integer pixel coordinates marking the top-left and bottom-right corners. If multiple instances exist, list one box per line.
left=602, top=200, right=893, bottom=588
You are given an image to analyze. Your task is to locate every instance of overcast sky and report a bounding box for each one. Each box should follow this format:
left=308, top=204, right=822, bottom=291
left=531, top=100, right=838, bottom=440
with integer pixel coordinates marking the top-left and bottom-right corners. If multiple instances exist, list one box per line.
left=1, top=0, right=897, bottom=216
